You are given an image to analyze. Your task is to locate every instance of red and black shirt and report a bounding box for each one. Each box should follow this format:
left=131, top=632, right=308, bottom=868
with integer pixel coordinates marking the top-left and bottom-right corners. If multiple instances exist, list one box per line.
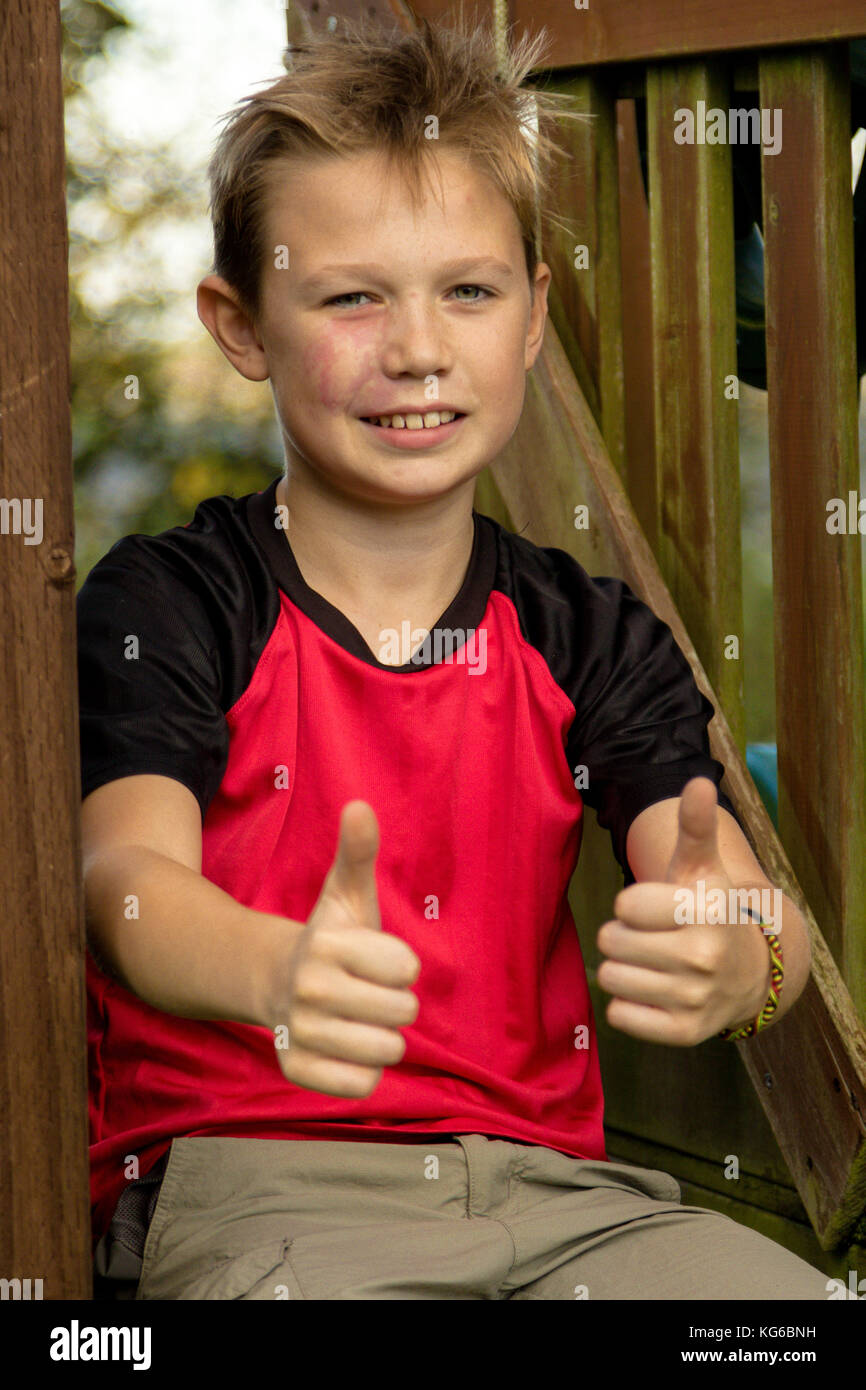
left=77, top=478, right=739, bottom=1244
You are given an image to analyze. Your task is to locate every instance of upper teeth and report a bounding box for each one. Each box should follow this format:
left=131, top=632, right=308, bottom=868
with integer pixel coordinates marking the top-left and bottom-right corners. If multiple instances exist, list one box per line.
left=370, top=410, right=457, bottom=429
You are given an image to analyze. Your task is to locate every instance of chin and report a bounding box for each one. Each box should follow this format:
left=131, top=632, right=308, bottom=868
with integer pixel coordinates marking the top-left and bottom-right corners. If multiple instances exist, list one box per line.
left=304, top=450, right=479, bottom=499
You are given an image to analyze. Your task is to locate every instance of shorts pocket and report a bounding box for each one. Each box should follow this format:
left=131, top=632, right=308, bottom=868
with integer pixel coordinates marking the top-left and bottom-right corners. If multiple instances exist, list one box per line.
left=605, top=1159, right=682, bottom=1204
left=135, top=1140, right=188, bottom=1295
left=173, top=1237, right=306, bottom=1301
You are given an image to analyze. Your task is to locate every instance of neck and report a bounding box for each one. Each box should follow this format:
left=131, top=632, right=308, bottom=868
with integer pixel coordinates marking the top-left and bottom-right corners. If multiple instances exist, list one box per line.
left=275, top=471, right=477, bottom=627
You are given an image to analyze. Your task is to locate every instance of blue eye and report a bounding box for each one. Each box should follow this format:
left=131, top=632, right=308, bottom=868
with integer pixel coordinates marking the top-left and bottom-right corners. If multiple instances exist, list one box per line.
left=326, top=285, right=491, bottom=307
left=453, top=284, right=488, bottom=302
left=328, top=292, right=371, bottom=307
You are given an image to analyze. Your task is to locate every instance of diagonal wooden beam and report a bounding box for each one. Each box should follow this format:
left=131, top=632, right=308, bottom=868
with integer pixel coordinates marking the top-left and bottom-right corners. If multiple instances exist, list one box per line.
left=492, top=319, right=866, bottom=1250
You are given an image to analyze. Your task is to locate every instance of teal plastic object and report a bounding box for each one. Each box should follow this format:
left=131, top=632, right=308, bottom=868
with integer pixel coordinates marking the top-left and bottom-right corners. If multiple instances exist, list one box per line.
left=745, top=743, right=778, bottom=829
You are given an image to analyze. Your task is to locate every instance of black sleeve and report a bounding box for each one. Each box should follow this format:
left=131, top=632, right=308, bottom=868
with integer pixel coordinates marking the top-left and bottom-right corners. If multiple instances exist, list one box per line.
left=565, top=575, right=743, bottom=886
left=77, top=537, right=230, bottom=821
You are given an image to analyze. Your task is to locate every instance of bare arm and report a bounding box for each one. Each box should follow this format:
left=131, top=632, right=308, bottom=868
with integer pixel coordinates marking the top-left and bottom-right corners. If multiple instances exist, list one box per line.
left=81, top=777, right=419, bottom=1097
left=81, top=774, right=299, bottom=1026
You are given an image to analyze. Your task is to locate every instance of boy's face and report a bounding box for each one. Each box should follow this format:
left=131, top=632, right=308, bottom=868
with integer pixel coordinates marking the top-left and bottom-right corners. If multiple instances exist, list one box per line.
left=199, top=146, right=549, bottom=507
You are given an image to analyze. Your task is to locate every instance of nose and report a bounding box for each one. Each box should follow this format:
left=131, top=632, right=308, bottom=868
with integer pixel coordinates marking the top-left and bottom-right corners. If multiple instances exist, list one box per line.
left=379, top=296, right=452, bottom=380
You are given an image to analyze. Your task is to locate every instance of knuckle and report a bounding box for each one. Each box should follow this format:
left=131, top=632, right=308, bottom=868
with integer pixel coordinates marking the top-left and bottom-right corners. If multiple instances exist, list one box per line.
left=286, top=1005, right=313, bottom=1047
left=295, top=965, right=332, bottom=1009
left=349, top=1066, right=382, bottom=1097
left=311, top=925, right=344, bottom=962
left=389, top=938, right=417, bottom=974
left=681, top=980, right=708, bottom=1010
left=672, top=1014, right=700, bottom=1045
left=690, top=936, right=717, bottom=973
left=596, top=920, right=617, bottom=952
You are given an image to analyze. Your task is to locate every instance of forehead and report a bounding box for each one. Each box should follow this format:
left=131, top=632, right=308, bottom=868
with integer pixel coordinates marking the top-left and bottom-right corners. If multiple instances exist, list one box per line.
left=260, top=146, right=525, bottom=267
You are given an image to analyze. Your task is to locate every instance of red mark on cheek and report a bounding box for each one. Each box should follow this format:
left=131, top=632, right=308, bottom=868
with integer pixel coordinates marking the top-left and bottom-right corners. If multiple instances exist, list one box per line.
left=304, top=324, right=384, bottom=412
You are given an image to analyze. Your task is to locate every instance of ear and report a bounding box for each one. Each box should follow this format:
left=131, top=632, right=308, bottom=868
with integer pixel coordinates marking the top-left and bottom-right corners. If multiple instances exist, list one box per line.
left=524, top=261, right=550, bottom=370
left=196, top=274, right=270, bottom=382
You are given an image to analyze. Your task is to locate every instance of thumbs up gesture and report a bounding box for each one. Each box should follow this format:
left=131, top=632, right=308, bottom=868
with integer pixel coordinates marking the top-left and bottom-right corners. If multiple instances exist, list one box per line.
left=595, top=778, right=772, bottom=1046
left=271, top=800, right=421, bottom=1097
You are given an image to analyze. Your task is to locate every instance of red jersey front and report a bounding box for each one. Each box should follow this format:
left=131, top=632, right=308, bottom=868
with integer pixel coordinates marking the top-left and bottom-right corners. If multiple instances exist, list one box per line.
left=78, top=478, right=739, bottom=1245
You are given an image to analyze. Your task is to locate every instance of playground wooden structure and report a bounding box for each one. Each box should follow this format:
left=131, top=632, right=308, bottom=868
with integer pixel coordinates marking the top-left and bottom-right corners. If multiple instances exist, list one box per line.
left=2, top=0, right=866, bottom=1297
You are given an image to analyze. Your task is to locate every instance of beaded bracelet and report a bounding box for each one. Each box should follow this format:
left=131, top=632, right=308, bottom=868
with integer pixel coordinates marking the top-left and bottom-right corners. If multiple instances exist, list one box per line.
left=718, top=909, right=784, bottom=1042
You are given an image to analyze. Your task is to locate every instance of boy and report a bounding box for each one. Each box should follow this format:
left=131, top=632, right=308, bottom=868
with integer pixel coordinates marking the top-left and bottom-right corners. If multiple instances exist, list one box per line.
left=79, top=18, right=827, bottom=1300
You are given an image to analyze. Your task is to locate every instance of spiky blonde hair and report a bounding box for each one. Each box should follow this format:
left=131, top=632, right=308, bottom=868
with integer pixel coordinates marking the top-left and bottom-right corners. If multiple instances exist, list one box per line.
left=206, top=15, right=580, bottom=320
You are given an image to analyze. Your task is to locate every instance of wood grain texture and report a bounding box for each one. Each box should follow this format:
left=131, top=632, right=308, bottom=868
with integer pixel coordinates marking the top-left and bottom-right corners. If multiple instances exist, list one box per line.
left=759, top=45, right=866, bottom=1019
left=509, top=1, right=866, bottom=68
left=616, top=98, right=658, bottom=557
left=647, top=62, right=745, bottom=754
left=543, top=73, right=626, bottom=481
left=0, top=0, right=91, bottom=1297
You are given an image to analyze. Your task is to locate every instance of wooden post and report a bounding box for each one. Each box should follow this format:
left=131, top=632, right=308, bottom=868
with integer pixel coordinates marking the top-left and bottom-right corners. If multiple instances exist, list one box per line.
left=0, top=0, right=91, bottom=1298
left=758, top=45, right=866, bottom=1018
left=646, top=61, right=746, bottom=754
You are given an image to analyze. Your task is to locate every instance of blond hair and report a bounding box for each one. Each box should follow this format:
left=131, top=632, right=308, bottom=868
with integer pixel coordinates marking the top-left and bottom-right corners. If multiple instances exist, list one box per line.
left=206, top=15, right=579, bottom=321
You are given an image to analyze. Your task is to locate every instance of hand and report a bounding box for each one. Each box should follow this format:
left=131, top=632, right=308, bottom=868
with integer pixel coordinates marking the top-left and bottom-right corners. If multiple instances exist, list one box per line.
left=595, top=777, right=772, bottom=1045
left=271, top=800, right=421, bottom=1097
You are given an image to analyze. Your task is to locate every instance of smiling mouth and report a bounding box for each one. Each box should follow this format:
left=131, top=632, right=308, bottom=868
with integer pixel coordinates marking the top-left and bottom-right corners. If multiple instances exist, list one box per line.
left=360, top=410, right=465, bottom=430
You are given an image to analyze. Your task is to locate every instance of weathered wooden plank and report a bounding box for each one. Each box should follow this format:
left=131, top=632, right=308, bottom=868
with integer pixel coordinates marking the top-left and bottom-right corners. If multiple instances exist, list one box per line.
left=543, top=73, right=626, bottom=478
left=616, top=98, right=658, bottom=556
left=504, top=0, right=866, bottom=68
left=285, top=0, right=420, bottom=43
left=605, top=1129, right=866, bottom=1279
left=492, top=317, right=866, bottom=1248
left=286, top=0, right=491, bottom=42
left=646, top=62, right=745, bottom=752
left=0, top=0, right=91, bottom=1297
left=759, top=45, right=866, bottom=1022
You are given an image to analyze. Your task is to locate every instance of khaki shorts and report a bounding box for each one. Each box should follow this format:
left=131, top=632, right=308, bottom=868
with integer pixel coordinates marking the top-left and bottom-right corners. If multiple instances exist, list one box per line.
left=124, top=1134, right=830, bottom=1300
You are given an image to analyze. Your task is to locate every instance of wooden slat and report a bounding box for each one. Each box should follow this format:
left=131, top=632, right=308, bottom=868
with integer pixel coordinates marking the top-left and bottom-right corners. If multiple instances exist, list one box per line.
left=286, top=0, right=417, bottom=41
left=0, top=0, right=91, bottom=1297
left=616, top=98, right=658, bottom=556
left=759, top=45, right=866, bottom=1021
left=646, top=62, right=745, bottom=752
left=491, top=318, right=866, bottom=1248
left=287, top=0, right=490, bottom=41
left=504, top=0, right=866, bottom=68
left=543, top=73, right=626, bottom=478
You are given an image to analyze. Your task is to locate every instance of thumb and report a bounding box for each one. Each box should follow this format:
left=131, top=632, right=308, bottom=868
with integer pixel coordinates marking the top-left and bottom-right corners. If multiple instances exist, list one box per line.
left=323, top=799, right=382, bottom=929
left=664, top=777, right=727, bottom=886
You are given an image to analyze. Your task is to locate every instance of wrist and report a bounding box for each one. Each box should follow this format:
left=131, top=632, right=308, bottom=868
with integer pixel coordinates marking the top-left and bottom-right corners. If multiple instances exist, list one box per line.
left=724, top=917, right=773, bottom=1031
left=719, top=909, right=784, bottom=1041
left=248, top=908, right=305, bottom=1031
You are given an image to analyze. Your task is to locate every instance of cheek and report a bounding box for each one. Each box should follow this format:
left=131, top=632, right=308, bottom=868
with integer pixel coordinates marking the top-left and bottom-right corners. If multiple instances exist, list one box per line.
left=302, top=323, right=383, bottom=412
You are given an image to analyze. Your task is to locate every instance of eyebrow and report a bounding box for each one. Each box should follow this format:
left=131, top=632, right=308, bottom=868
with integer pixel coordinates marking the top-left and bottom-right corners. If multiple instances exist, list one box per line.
left=298, top=257, right=516, bottom=293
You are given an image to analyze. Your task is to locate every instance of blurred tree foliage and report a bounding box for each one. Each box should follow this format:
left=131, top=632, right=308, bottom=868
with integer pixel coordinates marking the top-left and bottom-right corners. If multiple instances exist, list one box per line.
left=63, top=0, right=282, bottom=587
